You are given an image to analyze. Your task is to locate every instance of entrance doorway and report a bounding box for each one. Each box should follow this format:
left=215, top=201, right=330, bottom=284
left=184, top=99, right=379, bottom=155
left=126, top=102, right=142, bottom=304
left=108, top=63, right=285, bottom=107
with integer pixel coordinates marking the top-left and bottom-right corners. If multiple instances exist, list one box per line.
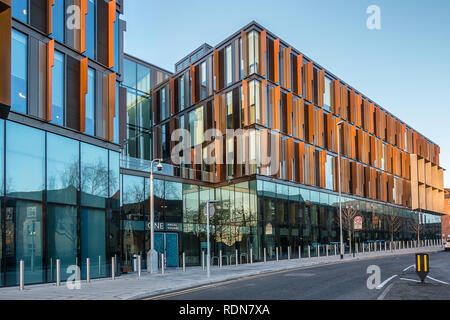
left=154, top=233, right=179, bottom=267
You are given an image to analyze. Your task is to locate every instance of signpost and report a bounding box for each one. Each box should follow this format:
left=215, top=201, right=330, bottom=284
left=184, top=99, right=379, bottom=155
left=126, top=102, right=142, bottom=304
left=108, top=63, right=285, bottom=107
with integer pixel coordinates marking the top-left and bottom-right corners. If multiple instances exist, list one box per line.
left=354, top=216, right=363, bottom=230
left=416, top=253, right=430, bottom=283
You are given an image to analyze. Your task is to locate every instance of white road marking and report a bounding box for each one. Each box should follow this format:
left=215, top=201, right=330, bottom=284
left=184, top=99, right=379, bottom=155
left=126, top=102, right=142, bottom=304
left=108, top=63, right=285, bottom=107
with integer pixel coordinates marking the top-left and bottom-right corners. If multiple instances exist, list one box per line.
left=400, top=277, right=421, bottom=283
left=376, top=275, right=397, bottom=289
left=402, top=265, right=415, bottom=272
left=426, top=276, right=449, bottom=285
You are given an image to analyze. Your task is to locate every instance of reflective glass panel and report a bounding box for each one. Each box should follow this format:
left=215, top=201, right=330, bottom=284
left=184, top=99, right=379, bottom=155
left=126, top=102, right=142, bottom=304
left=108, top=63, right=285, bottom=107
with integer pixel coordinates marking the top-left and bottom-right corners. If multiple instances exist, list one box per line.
left=12, top=0, right=28, bottom=23
left=52, top=0, right=65, bottom=42
left=85, top=67, right=95, bottom=135
left=6, top=122, right=45, bottom=201
left=51, top=51, right=65, bottom=126
left=11, top=29, right=28, bottom=114
left=81, top=143, right=108, bottom=208
left=47, top=133, right=79, bottom=205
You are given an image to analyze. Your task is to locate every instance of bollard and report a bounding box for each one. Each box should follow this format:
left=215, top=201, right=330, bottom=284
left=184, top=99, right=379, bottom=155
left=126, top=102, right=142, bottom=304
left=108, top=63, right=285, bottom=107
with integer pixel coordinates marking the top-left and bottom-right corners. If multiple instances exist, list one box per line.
left=161, top=254, right=165, bottom=275
left=202, top=251, right=205, bottom=271
left=182, top=252, right=186, bottom=272
left=317, top=245, right=320, bottom=258
left=385, top=242, right=387, bottom=252
left=111, top=257, right=115, bottom=280
left=276, top=247, right=279, bottom=262
left=369, top=243, right=371, bottom=253
left=355, top=244, right=358, bottom=254
left=326, top=245, right=329, bottom=257
left=308, top=246, right=311, bottom=259
left=250, top=248, right=253, bottom=264
left=363, top=243, right=365, bottom=254
left=287, top=246, right=290, bottom=261
left=264, top=248, right=267, bottom=263
left=235, top=250, right=238, bottom=267
left=19, top=260, right=24, bottom=291
left=50, top=258, right=53, bottom=282
left=219, top=250, right=222, bottom=268
left=280, top=247, right=282, bottom=259
left=86, top=258, right=90, bottom=283
left=99, top=256, right=101, bottom=276
left=137, top=255, right=141, bottom=278
left=299, top=246, right=302, bottom=260
left=334, top=244, right=337, bottom=256
left=56, top=259, right=61, bottom=287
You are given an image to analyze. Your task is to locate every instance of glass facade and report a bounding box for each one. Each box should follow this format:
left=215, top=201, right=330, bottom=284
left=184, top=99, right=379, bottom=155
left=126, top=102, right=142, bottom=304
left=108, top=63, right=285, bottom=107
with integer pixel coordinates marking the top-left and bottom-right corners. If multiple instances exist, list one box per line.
left=51, top=51, right=65, bottom=126
left=11, top=29, right=28, bottom=114
left=0, top=121, right=119, bottom=287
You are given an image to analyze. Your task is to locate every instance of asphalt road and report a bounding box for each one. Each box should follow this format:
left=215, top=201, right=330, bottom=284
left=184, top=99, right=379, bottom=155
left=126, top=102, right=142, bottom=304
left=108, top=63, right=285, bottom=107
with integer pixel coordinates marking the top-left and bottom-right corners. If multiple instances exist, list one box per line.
left=151, top=251, right=450, bottom=300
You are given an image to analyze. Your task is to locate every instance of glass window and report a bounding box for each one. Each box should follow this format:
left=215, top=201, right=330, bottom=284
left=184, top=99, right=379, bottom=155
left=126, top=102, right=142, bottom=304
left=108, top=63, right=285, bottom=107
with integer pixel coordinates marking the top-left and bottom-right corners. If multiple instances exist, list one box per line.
left=81, top=208, right=106, bottom=279
left=161, top=87, right=166, bottom=120
left=12, top=0, right=28, bottom=23
left=85, top=68, right=95, bottom=135
left=11, top=29, right=28, bottom=114
left=86, top=0, right=96, bottom=59
left=113, top=11, right=119, bottom=73
left=249, top=80, right=260, bottom=124
left=51, top=51, right=65, bottom=126
left=126, top=88, right=137, bottom=126
left=52, top=0, right=65, bottom=42
left=179, top=75, right=185, bottom=111
left=123, top=59, right=137, bottom=89
left=5, top=201, right=44, bottom=285
left=248, top=31, right=260, bottom=75
left=165, top=181, right=182, bottom=223
left=6, top=122, right=45, bottom=201
left=137, top=64, right=151, bottom=93
left=324, top=77, right=332, bottom=109
left=47, top=133, right=79, bottom=205
left=137, top=92, right=151, bottom=130
left=46, top=205, right=77, bottom=282
left=81, top=143, right=108, bottom=208
left=189, top=106, right=204, bottom=147
left=226, top=91, right=233, bottom=129
left=200, top=61, right=207, bottom=99
left=225, top=45, right=232, bottom=86
left=109, top=151, right=120, bottom=208
left=113, top=82, right=120, bottom=143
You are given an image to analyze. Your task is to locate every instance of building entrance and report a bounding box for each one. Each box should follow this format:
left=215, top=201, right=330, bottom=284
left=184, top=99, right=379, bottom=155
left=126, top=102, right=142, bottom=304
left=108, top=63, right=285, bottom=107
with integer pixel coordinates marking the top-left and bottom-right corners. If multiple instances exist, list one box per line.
left=154, top=233, right=179, bottom=267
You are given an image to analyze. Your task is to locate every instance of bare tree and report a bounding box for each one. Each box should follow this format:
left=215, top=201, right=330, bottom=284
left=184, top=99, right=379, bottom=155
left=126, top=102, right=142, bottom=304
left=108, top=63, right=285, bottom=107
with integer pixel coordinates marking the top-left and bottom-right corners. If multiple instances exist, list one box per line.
left=385, top=215, right=404, bottom=242
left=336, top=207, right=360, bottom=252
left=408, top=219, right=423, bottom=243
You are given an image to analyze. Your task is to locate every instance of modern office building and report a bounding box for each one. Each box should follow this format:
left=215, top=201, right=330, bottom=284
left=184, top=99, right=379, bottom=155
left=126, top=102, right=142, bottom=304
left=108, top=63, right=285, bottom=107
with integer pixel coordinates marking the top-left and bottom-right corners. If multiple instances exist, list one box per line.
left=0, top=0, right=446, bottom=287
left=0, top=0, right=125, bottom=286
left=121, top=21, right=445, bottom=268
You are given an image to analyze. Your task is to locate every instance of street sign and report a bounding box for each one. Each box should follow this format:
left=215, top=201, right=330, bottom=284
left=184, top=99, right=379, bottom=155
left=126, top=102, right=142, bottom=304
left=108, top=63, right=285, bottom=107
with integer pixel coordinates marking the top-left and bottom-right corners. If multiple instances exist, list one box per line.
left=416, top=253, right=430, bottom=283
left=354, top=216, right=363, bottom=230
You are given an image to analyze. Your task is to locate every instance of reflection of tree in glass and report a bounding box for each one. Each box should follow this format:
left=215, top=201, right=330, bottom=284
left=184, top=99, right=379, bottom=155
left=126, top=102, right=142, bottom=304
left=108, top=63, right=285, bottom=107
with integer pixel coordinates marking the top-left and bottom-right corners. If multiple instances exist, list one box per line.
left=48, top=156, right=80, bottom=191
left=386, top=215, right=404, bottom=242
left=81, top=158, right=108, bottom=196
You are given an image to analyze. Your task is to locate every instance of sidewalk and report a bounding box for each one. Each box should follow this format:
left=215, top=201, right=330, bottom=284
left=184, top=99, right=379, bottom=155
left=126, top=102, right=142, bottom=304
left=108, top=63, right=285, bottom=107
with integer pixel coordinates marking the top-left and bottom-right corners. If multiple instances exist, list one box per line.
left=0, top=246, right=444, bottom=300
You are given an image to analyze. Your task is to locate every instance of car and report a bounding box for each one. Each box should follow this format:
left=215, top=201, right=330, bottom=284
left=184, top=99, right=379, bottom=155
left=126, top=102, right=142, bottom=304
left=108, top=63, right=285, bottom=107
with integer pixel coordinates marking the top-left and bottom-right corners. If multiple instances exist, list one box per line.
left=445, top=239, right=450, bottom=251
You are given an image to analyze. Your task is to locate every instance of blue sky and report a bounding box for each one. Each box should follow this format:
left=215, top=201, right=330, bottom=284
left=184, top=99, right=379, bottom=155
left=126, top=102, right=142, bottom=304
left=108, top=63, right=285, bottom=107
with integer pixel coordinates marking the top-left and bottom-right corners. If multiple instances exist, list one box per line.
left=123, top=0, right=450, bottom=187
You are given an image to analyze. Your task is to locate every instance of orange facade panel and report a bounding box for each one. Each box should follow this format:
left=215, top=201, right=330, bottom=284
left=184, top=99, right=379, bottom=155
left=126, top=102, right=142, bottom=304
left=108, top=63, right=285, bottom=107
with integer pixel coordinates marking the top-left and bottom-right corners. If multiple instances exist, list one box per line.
left=107, top=0, right=116, bottom=68
left=282, top=47, right=291, bottom=90
left=304, top=61, right=313, bottom=101
left=190, top=65, right=196, bottom=104
left=46, top=39, right=54, bottom=122
left=273, top=38, right=280, bottom=84
left=340, top=85, right=348, bottom=119
left=241, top=30, right=248, bottom=78
left=213, top=49, right=219, bottom=91
left=305, top=103, right=314, bottom=143
left=286, top=92, right=293, bottom=135
left=298, top=141, right=305, bottom=184
left=260, top=79, right=267, bottom=126
left=316, top=69, right=325, bottom=107
left=271, top=86, right=280, bottom=130
left=79, top=57, right=88, bottom=132
left=47, top=0, right=54, bottom=34
left=331, top=80, right=340, bottom=115
left=242, top=79, right=248, bottom=126
left=294, top=54, right=303, bottom=96
left=260, top=30, right=267, bottom=77
left=294, top=98, right=304, bottom=140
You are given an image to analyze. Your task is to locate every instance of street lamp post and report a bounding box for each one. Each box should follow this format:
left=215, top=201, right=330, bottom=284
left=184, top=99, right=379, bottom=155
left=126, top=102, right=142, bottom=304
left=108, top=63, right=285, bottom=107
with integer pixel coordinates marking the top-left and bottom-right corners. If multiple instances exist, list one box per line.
left=337, top=120, right=344, bottom=260
left=147, top=158, right=163, bottom=274
left=205, top=200, right=219, bottom=278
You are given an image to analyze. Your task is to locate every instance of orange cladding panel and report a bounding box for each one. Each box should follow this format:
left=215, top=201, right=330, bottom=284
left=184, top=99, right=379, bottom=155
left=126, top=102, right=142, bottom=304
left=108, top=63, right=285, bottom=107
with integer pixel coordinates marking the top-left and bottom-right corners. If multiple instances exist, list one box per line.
left=107, top=0, right=116, bottom=68
left=273, top=38, right=280, bottom=83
